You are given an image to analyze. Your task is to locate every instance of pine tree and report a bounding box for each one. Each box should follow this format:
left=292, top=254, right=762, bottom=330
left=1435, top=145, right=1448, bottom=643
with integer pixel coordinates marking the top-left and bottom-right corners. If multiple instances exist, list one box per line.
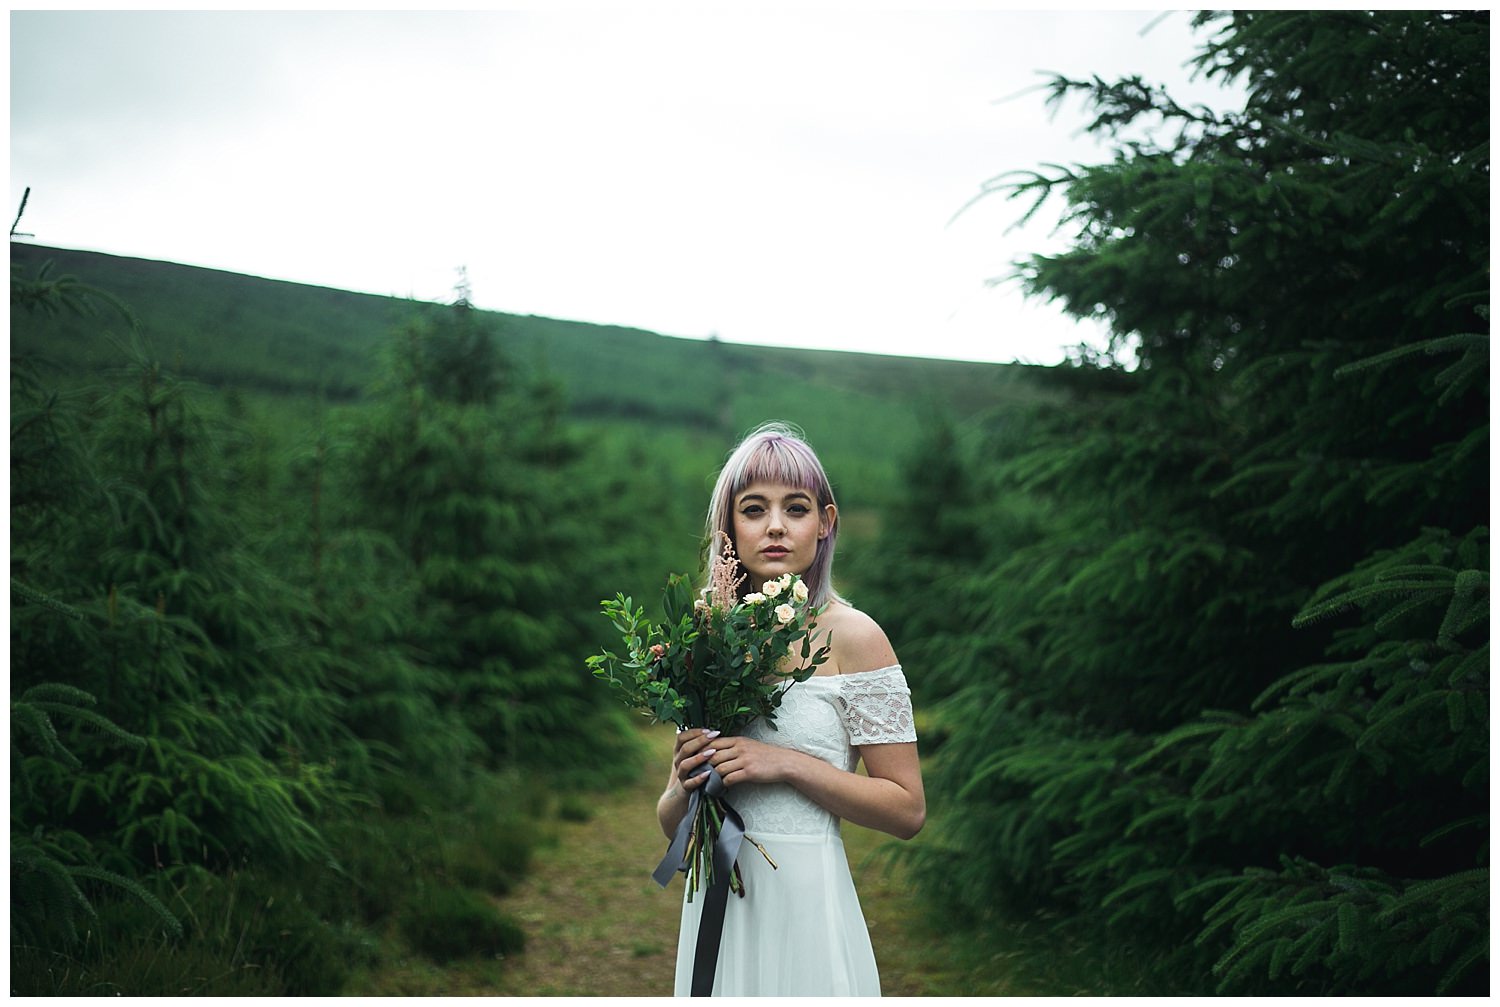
left=348, top=294, right=630, bottom=772
left=865, top=11, right=1487, bottom=994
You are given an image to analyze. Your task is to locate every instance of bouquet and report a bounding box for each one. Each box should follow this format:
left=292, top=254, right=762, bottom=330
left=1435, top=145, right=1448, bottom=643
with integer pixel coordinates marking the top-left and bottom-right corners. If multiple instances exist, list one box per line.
left=587, top=532, right=830, bottom=899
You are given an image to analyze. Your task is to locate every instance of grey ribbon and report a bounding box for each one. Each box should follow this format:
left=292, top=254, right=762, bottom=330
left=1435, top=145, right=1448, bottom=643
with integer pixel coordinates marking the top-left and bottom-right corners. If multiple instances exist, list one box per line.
left=653, top=763, right=746, bottom=996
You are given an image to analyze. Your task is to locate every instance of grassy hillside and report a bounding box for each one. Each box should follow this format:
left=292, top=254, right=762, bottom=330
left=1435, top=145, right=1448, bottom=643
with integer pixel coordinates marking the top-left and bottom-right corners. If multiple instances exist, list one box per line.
left=10, top=241, right=1054, bottom=554
left=11, top=242, right=1038, bottom=408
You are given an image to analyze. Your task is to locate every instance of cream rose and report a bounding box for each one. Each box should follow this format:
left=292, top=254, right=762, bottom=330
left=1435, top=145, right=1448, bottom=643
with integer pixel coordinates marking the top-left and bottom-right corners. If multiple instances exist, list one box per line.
left=775, top=603, right=796, bottom=625
left=743, top=592, right=766, bottom=605
left=762, top=579, right=783, bottom=599
left=792, top=579, right=809, bottom=604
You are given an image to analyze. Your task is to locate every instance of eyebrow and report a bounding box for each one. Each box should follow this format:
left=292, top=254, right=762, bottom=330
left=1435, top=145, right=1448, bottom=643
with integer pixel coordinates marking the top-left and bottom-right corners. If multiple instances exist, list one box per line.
left=738, top=491, right=814, bottom=505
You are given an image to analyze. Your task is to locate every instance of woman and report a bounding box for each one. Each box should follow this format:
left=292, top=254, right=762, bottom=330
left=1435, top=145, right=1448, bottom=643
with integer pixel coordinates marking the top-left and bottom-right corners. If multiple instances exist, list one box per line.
left=656, top=421, right=925, bottom=997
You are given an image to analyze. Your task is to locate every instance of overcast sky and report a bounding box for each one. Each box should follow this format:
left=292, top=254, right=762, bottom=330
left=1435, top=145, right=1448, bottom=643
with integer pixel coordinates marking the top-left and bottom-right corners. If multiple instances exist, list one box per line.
left=11, top=9, right=1240, bottom=365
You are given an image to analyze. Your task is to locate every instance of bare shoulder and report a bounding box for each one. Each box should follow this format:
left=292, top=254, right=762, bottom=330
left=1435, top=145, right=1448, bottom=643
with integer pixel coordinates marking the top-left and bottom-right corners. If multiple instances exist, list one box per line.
left=818, top=602, right=899, bottom=675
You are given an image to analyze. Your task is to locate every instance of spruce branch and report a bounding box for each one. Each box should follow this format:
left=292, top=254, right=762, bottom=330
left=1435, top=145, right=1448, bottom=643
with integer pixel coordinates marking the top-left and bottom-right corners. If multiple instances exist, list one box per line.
left=10, top=578, right=87, bottom=621
left=1332, top=332, right=1487, bottom=381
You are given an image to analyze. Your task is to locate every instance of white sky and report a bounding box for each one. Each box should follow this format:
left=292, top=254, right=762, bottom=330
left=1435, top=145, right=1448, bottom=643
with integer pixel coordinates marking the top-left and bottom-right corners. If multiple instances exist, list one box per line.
left=10, top=8, right=1240, bottom=365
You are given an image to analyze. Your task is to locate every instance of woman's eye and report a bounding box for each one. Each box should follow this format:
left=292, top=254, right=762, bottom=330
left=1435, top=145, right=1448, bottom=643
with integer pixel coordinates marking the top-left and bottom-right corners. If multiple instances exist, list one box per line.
left=788, top=505, right=809, bottom=515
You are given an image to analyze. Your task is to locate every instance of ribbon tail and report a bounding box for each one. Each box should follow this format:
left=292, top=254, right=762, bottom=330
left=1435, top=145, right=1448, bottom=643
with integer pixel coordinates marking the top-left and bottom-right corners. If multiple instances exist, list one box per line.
left=653, top=763, right=749, bottom=996
left=689, top=772, right=746, bottom=997
left=653, top=785, right=701, bottom=888
left=691, top=870, right=731, bottom=996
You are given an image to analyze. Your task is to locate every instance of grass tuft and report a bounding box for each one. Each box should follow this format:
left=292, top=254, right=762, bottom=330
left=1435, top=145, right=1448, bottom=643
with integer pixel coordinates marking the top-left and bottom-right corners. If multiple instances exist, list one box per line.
left=399, top=887, right=526, bottom=963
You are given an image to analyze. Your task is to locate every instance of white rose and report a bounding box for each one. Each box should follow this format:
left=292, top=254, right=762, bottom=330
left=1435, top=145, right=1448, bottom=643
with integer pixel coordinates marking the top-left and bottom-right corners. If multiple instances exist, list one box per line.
left=762, top=579, right=783, bottom=598
left=743, top=592, right=766, bottom=605
left=792, top=579, right=809, bottom=604
left=775, top=604, right=796, bottom=625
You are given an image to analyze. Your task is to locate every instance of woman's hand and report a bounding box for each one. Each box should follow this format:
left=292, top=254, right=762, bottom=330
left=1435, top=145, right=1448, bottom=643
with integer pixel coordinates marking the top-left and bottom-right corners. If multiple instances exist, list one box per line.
left=659, top=727, right=721, bottom=838
left=671, top=727, right=722, bottom=794
left=704, top=734, right=799, bottom=787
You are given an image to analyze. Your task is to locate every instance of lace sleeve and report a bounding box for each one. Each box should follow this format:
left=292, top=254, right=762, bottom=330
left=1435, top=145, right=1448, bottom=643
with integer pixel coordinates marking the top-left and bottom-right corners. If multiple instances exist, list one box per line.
left=837, top=665, right=917, bottom=745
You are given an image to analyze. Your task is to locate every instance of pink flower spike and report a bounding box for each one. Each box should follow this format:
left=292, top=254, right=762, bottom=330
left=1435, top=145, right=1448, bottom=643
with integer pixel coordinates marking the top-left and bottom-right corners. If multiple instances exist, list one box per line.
left=708, top=531, right=746, bottom=612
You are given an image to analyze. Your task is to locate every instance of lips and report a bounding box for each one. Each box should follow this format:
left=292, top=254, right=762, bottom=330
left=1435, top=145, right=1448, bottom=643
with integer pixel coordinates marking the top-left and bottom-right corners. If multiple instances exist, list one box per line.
left=762, top=546, right=790, bottom=558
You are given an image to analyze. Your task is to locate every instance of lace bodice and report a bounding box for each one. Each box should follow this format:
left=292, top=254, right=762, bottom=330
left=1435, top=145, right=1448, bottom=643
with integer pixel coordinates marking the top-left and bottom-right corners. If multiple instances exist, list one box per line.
left=730, top=664, right=916, bottom=838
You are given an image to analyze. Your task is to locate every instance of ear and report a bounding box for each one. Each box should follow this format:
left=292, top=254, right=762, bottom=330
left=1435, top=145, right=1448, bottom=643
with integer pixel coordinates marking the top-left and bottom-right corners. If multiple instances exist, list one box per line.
left=819, top=503, right=838, bottom=540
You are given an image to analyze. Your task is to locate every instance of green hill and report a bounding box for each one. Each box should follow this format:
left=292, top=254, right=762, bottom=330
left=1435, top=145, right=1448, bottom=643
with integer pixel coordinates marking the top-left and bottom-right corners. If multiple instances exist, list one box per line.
left=10, top=241, right=1052, bottom=513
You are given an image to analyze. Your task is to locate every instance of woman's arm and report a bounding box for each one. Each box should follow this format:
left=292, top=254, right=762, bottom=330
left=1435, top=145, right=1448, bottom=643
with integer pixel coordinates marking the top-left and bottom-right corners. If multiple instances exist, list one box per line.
left=704, top=606, right=925, bottom=840
left=704, top=735, right=925, bottom=839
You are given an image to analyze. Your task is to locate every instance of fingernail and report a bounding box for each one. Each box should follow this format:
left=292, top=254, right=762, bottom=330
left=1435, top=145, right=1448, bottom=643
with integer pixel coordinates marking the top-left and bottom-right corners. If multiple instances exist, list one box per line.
left=703, top=748, right=717, bottom=757
left=704, top=729, right=721, bottom=740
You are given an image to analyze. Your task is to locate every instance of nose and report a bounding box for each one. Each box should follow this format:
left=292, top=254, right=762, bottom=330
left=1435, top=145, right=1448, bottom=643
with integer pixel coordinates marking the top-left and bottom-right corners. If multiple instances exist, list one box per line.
left=767, top=507, right=787, bottom=537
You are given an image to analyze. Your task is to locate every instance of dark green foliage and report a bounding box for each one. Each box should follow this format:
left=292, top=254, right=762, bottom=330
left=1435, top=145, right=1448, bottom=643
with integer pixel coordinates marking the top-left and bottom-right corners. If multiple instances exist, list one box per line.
left=13, top=263, right=346, bottom=992
left=12, top=345, right=352, bottom=872
left=162, top=866, right=376, bottom=996
left=8, top=254, right=135, bottom=328
left=10, top=278, right=190, bottom=953
left=345, top=295, right=626, bottom=769
left=11, top=681, right=143, bottom=771
left=864, top=10, right=1488, bottom=996
left=12, top=925, right=285, bottom=996
left=10, top=862, right=382, bottom=996
left=282, top=422, right=485, bottom=801
left=399, top=887, right=527, bottom=963
left=9, top=833, right=183, bottom=952
left=1188, top=858, right=1488, bottom=995
left=320, top=779, right=544, bottom=925
left=9, top=680, right=183, bottom=952
left=9, top=254, right=619, bottom=990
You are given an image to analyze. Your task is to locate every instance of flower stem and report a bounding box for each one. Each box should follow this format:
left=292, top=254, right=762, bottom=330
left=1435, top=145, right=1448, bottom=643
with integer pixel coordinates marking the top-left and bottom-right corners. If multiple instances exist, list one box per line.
left=746, top=835, right=779, bottom=870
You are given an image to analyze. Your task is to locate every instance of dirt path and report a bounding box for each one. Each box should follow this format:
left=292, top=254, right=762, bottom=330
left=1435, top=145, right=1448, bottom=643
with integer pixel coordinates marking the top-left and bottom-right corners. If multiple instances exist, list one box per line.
left=482, top=724, right=1032, bottom=997
left=484, top=725, right=684, bottom=995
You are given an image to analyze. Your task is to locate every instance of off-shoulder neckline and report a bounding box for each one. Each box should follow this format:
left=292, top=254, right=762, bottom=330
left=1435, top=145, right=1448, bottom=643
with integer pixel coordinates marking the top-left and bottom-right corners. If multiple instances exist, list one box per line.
left=802, top=663, right=902, bottom=683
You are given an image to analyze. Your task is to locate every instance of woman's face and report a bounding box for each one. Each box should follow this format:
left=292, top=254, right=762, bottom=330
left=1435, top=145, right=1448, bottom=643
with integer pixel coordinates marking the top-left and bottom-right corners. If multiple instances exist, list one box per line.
left=731, top=480, right=835, bottom=590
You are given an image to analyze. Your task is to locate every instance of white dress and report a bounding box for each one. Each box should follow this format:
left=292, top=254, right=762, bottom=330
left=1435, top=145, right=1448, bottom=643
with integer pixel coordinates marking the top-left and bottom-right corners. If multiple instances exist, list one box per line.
left=672, top=664, right=918, bottom=997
